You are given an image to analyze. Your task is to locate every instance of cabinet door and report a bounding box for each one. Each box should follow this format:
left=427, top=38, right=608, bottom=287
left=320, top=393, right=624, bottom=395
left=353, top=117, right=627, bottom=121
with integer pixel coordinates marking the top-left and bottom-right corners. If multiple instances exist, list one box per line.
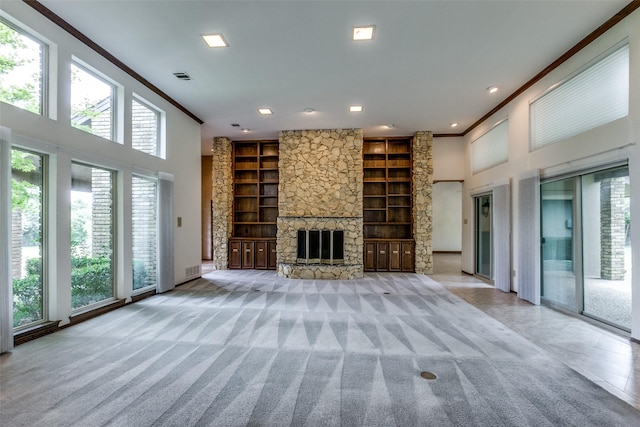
left=242, top=241, right=255, bottom=269
left=255, top=241, right=268, bottom=269
left=268, top=240, right=277, bottom=270
left=402, top=242, right=414, bottom=272
left=389, top=241, right=401, bottom=271
left=364, top=242, right=376, bottom=271
left=229, top=240, right=242, bottom=269
left=376, top=242, right=389, bottom=271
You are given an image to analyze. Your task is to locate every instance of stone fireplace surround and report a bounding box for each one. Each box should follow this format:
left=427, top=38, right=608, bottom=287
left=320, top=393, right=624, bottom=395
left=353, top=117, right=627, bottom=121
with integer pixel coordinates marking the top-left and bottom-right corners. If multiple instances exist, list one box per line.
left=276, top=129, right=364, bottom=279
left=209, top=129, right=433, bottom=278
left=277, top=217, right=363, bottom=279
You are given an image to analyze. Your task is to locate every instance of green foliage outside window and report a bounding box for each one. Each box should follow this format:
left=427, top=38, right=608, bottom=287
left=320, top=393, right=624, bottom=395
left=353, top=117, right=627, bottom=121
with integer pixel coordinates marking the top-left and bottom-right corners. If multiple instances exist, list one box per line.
left=0, top=20, right=41, bottom=114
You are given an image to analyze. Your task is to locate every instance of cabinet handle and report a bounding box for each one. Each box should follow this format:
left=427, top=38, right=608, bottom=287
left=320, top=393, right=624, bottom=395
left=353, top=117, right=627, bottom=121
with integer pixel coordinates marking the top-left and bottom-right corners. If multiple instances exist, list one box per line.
left=405, top=251, right=411, bottom=254
left=393, top=251, right=398, bottom=254
left=379, top=251, right=385, bottom=254
left=245, top=249, right=251, bottom=253
left=367, top=251, right=373, bottom=254
left=233, top=249, right=238, bottom=252
left=272, top=249, right=276, bottom=253
left=258, top=248, right=264, bottom=252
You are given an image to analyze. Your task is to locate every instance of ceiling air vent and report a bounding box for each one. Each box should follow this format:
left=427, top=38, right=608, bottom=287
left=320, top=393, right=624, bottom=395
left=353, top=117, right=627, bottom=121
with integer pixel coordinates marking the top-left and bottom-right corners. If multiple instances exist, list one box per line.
left=173, top=72, right=191, bottom=81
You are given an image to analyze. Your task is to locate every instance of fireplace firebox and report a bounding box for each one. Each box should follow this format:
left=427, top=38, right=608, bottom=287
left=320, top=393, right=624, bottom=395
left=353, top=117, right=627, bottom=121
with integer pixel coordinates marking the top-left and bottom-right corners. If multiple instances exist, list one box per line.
left=297, top=229, right=344, bottom=264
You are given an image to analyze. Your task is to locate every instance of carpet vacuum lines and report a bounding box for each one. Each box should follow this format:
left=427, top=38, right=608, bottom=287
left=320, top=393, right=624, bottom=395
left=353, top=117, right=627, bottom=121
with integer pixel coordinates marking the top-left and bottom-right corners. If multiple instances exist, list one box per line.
left=0, top=270, right=639, bottom=426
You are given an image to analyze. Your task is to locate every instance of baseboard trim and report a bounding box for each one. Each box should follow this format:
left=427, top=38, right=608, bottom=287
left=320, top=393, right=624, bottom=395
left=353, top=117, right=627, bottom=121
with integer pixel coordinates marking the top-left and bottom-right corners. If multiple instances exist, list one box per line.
left=131, top=289, right=157, bottom=302
left=14, top=321, right=61, bottom=346
left=68, top=299, right=126, bottom=326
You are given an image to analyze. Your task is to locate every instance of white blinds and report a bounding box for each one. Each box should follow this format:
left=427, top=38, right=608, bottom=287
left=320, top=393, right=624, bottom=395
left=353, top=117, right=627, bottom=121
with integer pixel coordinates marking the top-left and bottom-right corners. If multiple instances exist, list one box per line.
left=530, top=44, right=629, bottom=150
left=471, top=120, right=508, bottom=174
left=517, top=170, right=540, bottom=305
left=492, top=181, right=511, bottom=293
left=157, top=173, right=174, bottom=294
left=0, top=128, right=14, bottom=353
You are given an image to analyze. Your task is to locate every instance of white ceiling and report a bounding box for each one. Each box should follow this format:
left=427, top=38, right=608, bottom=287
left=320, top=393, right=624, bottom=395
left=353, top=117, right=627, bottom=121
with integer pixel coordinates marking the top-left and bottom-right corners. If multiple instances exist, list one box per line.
left=37, top=0, right=629, bottom=155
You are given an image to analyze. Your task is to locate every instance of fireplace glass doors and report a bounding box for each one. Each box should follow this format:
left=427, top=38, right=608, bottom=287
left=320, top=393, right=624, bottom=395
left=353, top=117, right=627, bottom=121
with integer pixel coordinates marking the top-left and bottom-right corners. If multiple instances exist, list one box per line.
left=297, top=229, right=344, bottom=264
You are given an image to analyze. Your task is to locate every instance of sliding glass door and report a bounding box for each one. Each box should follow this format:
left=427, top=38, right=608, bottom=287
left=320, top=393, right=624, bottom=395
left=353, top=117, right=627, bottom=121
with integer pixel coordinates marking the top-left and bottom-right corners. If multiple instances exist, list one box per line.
left=475, top=194, right=492, bottom=279
left=541, top=178, right=577, bottom=309
left=541, top=166, right=631, bottom=330
left=582, top=168, right=631, bottom=329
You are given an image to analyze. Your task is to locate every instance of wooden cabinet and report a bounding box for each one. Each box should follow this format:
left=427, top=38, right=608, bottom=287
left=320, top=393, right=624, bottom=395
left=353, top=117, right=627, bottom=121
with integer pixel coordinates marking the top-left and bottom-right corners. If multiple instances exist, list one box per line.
left=268, top=240, right=277, bottom=269
left=364, top=240, right=414, bottom=272
left=231, top=140, right=278, bottom=269
left=229, top=240, right=242, bottom=269
left=255, top=241, right=268, bottom=269
left=242, top=241, right=255, bottom=269
left=364, top=242, right=376, bottom=271
left=363, top=137, right=414, bottom=272
left=229, top=238, right=276, bottom=270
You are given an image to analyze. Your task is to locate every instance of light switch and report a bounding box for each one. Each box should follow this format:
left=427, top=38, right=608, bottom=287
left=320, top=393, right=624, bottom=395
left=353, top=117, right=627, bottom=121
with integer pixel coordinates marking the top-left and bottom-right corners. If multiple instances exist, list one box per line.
left=177, top=217, right=182, bottom=227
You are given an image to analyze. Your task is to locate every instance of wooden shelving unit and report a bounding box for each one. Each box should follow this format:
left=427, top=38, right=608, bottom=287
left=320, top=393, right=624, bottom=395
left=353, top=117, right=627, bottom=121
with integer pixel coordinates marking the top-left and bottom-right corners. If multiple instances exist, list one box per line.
left=230, top=141, right=278, bottom=269
left=363, top=138, right=414, bottom=272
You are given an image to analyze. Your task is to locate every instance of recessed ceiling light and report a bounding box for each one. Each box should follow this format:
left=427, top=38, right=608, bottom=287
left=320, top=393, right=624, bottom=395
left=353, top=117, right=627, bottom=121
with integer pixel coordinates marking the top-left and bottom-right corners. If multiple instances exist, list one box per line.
left=258, top=108, right=273, bottom=115
left=202, top=34, right=228, bottom=48
left=487, top=86, right=499, bottom=94
left=304, top=107, right=314, bottom=113
left=349, top=105, right=363, bottom=112
left=385, top=124, right=395, bottom=129
left=241, top=128, right=250, bottom=133
left=450, top=122, right=459, bottom=128
left=353, top=25, right=375, bottom=41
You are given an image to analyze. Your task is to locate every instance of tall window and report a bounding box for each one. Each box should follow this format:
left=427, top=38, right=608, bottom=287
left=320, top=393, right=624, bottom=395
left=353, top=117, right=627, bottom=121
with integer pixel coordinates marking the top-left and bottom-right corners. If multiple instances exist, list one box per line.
left=0, top=18, right=47, bottom=115
left=70, top=62, right=115, bottom=140
left=132, top=175, right=157, bottom=291
left=70, top=162, right=115, bottom=309
left=11, top=148, right=45, bottom=327
left=132, top=97, right=161, bottom=156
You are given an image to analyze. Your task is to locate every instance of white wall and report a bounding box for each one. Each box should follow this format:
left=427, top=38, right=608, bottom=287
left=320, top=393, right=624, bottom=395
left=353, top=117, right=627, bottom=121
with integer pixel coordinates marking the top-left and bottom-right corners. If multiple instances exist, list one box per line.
left=0, top=2, right=202, bottom=325
left=461, top=9, right=640, bottom=338
left=432, top=137, right=464, bottom=252
left=432, top=182, right=462, bottom=252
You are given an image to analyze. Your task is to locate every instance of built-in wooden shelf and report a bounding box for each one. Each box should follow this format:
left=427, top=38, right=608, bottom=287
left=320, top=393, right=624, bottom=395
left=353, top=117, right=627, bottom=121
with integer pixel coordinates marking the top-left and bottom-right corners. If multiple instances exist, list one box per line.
left=363, top=137, right=414, bottom=272
left=231, top=140, right=279, bottom=270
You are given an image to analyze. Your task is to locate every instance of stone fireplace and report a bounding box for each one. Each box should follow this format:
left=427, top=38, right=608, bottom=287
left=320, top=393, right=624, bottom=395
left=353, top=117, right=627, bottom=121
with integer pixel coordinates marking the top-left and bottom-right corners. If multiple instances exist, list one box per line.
left=277, top=129, right=364, bottom=279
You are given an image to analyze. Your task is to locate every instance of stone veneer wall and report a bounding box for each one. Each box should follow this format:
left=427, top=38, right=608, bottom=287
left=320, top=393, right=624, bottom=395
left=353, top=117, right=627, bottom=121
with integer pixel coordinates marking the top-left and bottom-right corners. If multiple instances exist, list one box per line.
left=211, top=137, right=233, bottom=270
left=413, top=131, right=434, bottom=274
left=277, top=129, right=363, bottom=279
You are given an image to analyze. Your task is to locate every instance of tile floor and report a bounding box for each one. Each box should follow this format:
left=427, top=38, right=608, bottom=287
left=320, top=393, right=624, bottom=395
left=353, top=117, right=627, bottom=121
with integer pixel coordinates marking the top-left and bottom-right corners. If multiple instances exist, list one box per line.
left=201, top=254, right=640, bottom=409
left=431, top=253, right=640, bottom=410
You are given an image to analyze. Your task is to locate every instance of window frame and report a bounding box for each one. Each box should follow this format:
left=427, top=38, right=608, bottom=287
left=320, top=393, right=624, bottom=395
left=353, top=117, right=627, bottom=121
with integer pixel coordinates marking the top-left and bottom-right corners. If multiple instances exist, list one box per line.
left=10, top=146, right=48, bottom=330
left=131, top=95, right=163, bottom=157
left=69, top=160, right=118, bottom=312
left=70, top=59, right=119, bottom=142
left=131, top=173, right=159, bottom=293
left=0, top=16, right=49, bottom=117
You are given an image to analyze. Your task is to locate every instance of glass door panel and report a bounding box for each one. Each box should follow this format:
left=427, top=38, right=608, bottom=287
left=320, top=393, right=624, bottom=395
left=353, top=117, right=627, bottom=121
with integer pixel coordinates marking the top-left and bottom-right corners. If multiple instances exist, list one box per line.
left=475, top=194, right=492, bottom=278
left=582, top=168, right=631, bottom=330
left=541, top=178, right=577, bottom=308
